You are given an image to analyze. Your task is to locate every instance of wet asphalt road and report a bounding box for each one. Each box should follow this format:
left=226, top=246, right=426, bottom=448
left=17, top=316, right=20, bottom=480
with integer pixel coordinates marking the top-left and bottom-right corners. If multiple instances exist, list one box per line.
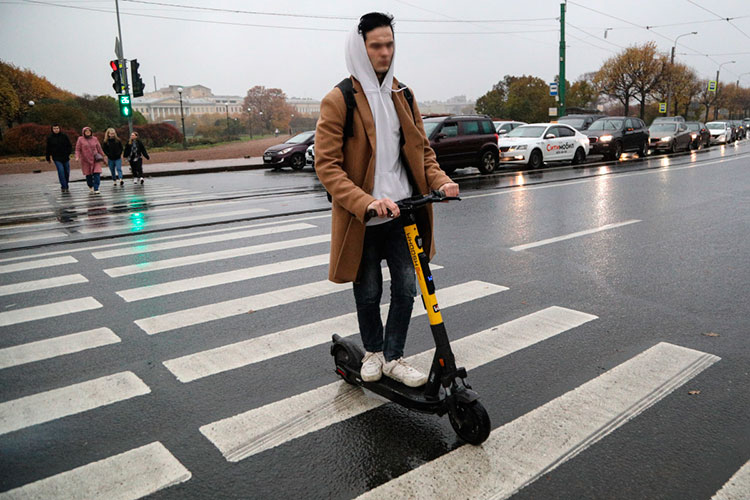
left=0, top=141, right=748, bottom=499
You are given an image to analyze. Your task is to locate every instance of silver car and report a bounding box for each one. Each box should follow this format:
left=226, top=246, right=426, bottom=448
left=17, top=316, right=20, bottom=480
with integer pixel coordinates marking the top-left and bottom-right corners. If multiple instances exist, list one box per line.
left=306, top=143, right=315, bottom=166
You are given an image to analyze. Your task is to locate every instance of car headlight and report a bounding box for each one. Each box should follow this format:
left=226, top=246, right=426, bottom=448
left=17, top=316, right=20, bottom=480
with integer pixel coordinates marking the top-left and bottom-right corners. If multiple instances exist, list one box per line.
left=510, top=145, right=527, bottom=151
left=279, top=147, right=293, bottom=155
left=660, top=136, right=672, bottom=142
left=599, top=135, right=613, bottom=142
left=719, top=135, right=725, bottom=141
left=690, top=133, right=698, bottom=139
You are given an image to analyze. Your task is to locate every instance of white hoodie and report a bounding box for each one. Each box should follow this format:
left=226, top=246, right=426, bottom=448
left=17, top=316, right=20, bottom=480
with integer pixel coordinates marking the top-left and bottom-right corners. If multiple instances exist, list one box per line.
left=345, top=27, right=412, bottom=226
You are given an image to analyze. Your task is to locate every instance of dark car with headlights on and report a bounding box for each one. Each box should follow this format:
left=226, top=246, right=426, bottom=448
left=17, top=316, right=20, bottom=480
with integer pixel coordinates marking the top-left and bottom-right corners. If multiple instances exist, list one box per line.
left=422, top=114, right=499, bottom=175
left=586, top=116, right=649, bottom=160
left=648, top=122, right=692, bottom=153
left=263, top=131, right=315, bottom=170
left=686, top=122, right=710, bottom=149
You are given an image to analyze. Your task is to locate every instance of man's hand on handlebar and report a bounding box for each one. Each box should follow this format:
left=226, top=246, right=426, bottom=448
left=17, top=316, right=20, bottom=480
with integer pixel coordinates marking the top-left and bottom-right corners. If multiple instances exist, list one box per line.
left=367, top=198, right=399, bottom=219
left=438, top=182, right=460, bottom=198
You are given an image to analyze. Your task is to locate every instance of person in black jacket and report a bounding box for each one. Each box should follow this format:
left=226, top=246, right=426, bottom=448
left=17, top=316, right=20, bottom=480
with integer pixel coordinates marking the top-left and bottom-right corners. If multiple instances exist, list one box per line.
left=102, top=128, right=124, bottom=186
left=45, top=124, right=73, bottom=192
left=124, top=131, right=150, bottom=184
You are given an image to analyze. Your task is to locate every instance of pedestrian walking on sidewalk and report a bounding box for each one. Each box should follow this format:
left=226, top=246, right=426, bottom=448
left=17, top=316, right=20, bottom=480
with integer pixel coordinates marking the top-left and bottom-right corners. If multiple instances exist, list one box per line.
left=125, top=131, right=150, bottom=184
left=102, top=128, right=124, bottom=186
left=45, top=124, right=73, bottom=192
left=75, top=126, right=105, bottom=194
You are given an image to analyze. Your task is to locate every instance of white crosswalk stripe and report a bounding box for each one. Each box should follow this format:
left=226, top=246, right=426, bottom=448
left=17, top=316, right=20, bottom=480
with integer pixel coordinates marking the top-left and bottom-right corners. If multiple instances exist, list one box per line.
left=77, top=207, right=268, bottom=234
left=199, top=306, right=597, bottom=462
left=712, top=460, right=750, bottom=500
left=0, top=442, right=191, bottom=499
left=164, top=280, right=506, bottom=383
left=0, top=256, right=77, bottom=274
left=116, top=254, right=330, bottom=302
left=0, top=327, right=121, bottom=370
left=0, top=371, right=150, bottom=435
left=357, top=342, right=720, bottom=500
left=0, top=297, right=102, bottom=327
left=0, top=273, right=88, bottom=297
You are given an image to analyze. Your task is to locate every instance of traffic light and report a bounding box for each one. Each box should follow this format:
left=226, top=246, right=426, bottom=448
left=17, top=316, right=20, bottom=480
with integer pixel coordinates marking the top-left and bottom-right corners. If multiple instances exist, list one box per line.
left=131, top=59, right=145, bottom=97
left=110, top=60, right=123, bottom=94
left=119, top=94, right=132, bottom=117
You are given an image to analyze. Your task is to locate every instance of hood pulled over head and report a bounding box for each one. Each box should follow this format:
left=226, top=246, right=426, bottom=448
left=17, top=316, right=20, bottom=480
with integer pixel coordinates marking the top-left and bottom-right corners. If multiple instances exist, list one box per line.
left=345, top=27, right=395, bottom=95
left=81, top=126, right=92, bottom=137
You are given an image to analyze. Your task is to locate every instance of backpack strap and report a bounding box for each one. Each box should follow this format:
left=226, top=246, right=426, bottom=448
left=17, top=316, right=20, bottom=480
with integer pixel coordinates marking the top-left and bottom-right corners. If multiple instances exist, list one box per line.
left=397, top=82, right=416, bottom=123
left=335, top=77, right=356, bottom=139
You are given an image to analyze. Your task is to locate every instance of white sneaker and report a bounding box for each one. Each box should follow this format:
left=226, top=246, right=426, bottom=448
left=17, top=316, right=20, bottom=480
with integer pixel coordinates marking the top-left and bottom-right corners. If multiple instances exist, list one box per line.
left=140, top=177, right=144, bottom=184
left=360, top=351, right=385, bottom=382
left=89, top=187, right=94, bottom=193
left=133, top=178, right=138, bottom=184
left=113, top=181, right=117, bottom=186
left=383, top=358, right=428, bottom=387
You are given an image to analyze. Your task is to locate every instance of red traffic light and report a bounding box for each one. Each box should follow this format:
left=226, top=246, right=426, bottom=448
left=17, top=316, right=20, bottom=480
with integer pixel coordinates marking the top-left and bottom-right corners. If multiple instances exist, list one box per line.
left=109, top=60, right=119, bottom=71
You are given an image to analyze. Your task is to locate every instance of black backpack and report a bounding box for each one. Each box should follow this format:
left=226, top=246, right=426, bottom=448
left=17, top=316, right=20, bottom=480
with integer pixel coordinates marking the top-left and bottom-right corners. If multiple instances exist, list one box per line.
left=325, top=78, right=417, bottom=202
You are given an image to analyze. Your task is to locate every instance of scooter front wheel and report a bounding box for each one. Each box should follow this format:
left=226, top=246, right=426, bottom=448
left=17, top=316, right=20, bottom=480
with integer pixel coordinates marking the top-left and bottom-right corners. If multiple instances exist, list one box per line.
left=449, top=400, right=491, bottom=445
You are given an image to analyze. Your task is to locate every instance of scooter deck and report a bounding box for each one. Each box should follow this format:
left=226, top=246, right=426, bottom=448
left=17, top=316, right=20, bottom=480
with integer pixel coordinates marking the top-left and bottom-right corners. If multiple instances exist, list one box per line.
left=360, top=373, right=447, bottom=414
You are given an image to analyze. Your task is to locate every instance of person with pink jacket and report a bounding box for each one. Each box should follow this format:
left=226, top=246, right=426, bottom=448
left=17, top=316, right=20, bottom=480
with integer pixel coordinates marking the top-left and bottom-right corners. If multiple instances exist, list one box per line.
left=75, top=126, right=105, bottom=194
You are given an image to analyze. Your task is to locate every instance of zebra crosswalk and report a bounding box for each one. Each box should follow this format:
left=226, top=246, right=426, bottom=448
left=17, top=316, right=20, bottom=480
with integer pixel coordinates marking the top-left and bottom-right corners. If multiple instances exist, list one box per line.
left=0, top=207, right=742, bottom=499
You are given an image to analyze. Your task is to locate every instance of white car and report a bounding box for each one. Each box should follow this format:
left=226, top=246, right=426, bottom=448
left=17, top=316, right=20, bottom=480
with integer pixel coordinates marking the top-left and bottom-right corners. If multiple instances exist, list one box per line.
left=498, top=123, right=590, bottom=169
left=306, top=143, right=314, bottom=166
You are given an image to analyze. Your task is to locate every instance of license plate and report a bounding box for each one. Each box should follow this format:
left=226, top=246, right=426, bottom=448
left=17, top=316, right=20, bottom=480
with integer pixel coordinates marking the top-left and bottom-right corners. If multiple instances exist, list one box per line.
left=264, top=155, right=272, bottom=161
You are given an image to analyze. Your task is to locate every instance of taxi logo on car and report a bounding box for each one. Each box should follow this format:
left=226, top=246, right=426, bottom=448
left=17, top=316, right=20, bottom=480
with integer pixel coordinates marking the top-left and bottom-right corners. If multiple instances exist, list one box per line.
left=546, top=142, right=575, bottom=152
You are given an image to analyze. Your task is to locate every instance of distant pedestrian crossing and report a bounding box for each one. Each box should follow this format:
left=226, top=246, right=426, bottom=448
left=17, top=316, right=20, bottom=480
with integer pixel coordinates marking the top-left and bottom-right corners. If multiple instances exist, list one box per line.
left=0, top=210, right=739, bottom=499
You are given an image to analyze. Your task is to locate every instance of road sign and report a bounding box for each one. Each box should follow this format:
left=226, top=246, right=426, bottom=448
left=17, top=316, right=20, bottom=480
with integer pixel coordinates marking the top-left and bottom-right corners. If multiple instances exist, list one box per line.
left=114, top=37, right=123, bottom=60
left=708, top=80, right=717, bottom=92
left=549, top=107, right=558, bottom=117
left=659, top=102, right=667, bottom=113
left=549, top=82, right=558, bottom=96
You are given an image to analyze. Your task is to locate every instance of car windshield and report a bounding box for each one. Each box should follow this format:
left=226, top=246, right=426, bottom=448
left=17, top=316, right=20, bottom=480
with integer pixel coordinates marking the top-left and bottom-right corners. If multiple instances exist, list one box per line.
left=649, top=124, right=677, bottom=133
left=706, top=122, right=726, bottom=129
left=589, top=119, right=623, bottom=131
left=559, top=118, right=585, bottom=128
left=686, top=123, right=701, bottom=131
left=507, top=125, right=547, bottom=138
left=423, top=121, right=441, bottom=137
left=285, top=132, right=314, bottom=144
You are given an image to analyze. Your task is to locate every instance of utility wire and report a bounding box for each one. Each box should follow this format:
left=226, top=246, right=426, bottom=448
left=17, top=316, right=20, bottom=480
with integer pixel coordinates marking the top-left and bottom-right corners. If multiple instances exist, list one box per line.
left=685, top=0, right=750, bottom=42
left=17, top=0, right=557, bottom=34
left=121, top=0, right=557, bottom=24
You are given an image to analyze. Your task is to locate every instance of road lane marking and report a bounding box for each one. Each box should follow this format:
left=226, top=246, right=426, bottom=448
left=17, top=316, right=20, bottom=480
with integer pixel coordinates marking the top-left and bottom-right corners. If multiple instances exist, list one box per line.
left=711, top=460, right=750, bottom=500
left=199, top=306, right=597, bottom=462
left=0, top=274, right=88, bottom=297
left=510, top=219, right=641, bottom=251
left=0, top=214, right=330, bottom=264
left=0, top=371, right=150, bottom=435
left=0, top=441, right=191, bottom=499
left=358, top=342, right=720, bottom=500
left=94, top=222, right=318, bottom=260
left=0, top=297, right=102, bottom=327
left=164, top=280, right=504, bottom=383
left=117, top=254, right=330, bottom=302
left=0, top=256, right=77, bottom=274
left=0, top=230, right=69, bottom=244
left=77, top=207, right=269, bottom=234
left=0, top=328, right=121, bottom=370
left=103, top=233, right=328, bottom=276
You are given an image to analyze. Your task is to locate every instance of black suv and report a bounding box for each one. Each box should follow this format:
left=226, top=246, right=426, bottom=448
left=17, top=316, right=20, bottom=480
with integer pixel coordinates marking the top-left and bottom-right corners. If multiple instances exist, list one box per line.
left=586, top=116, right=649, bottom=160
left=559, top=114, right=602, bottom=131
left=422, top=115, right=499, bottom=174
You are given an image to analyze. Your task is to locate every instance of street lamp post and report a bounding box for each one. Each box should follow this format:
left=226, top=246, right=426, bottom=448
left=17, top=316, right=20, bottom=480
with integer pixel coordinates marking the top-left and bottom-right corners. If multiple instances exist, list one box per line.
left=247, top=107, right=253, bottom=139
left=259, top=111, right=263, bottom=136
left=667, top=31, right=697, bottom=117
left=225, top=102, right=230, bottom=132
left=714, top=60, right=736, bottom=120
left=177, top=87, right=187, bottom=149
left=290, top=113, right=294, bottom=135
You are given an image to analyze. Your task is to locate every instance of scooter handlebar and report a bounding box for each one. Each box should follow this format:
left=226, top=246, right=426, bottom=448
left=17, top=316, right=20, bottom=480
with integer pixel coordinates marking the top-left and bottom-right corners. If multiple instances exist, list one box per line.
left=364, top=191, right=460, bottom=221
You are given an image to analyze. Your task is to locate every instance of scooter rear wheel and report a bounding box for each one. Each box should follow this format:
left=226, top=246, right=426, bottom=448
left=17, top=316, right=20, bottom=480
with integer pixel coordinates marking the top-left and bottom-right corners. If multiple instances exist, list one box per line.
left=449, top=400, right=491, bottom=445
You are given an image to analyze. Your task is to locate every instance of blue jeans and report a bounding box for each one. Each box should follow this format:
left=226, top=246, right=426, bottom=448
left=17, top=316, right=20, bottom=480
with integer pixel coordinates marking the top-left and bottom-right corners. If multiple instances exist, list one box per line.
left=53, top=160, right=70, bottom=189
left=353, top=220, right=417, bottom=362
left=85, top=173, right=101, bottom=190
left=108, top=158, right=123, bottom=180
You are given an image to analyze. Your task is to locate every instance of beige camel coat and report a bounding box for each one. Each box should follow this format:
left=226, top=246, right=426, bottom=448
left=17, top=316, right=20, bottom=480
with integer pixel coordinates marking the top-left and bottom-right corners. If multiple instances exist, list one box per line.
left=315, top=77, right=452, bottom=283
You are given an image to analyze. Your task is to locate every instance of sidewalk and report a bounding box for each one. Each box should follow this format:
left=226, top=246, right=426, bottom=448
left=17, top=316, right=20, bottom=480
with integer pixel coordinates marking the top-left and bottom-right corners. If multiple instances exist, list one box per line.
left=0, top=156, right=268, bottom=186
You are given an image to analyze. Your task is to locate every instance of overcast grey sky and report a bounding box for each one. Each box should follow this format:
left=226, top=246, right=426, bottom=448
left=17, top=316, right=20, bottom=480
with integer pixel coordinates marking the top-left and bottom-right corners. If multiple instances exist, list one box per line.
left=1, top=0, right=749, bottom=103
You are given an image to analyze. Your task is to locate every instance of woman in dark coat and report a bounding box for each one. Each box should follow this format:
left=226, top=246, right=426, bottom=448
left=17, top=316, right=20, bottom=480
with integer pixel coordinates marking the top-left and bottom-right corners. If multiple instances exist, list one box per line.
left=102, top=127, right=124, bottom=186
left=124, top=131, right=150, bottom=184
left=45, top=124, right=73, bottom=192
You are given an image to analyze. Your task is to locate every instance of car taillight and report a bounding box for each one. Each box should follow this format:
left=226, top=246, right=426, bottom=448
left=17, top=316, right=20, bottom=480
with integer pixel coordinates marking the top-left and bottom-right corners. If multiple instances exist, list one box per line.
left=494, top=133, right=499, bottom=141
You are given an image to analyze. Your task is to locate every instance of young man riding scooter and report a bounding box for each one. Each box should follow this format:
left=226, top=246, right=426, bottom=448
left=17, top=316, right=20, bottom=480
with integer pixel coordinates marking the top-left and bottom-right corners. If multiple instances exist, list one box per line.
left=315, top=12, right=459, bottom=387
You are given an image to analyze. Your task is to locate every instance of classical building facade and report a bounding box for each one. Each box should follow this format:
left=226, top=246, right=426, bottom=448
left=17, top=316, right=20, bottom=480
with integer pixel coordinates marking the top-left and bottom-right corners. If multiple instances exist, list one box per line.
left=132, top=85, right=245, bottom=122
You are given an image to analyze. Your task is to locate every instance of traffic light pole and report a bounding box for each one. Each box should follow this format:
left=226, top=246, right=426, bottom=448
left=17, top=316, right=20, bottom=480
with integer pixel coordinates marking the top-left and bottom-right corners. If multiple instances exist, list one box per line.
left=558, top=2, right=566, bottom=118
left=115, top=0, right=133, bottom=136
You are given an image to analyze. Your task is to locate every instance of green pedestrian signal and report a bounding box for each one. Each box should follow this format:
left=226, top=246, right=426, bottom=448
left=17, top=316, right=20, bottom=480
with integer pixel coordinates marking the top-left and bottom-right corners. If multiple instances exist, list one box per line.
left=119, top=94, right=132, bottom=117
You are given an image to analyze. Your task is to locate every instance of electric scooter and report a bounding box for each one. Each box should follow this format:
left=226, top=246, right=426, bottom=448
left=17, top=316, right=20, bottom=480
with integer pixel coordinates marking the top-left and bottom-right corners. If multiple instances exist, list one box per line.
left=330, top=190, right=491, bottom=445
